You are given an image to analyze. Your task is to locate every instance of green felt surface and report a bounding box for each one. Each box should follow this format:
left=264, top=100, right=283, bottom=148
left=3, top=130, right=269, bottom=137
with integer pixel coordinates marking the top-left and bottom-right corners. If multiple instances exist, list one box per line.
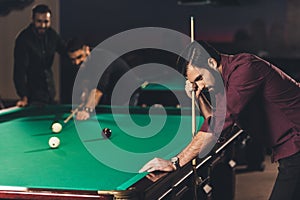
left=142, top=82, right=184, bottom=91
left=0, top=105, right=203, bottom=191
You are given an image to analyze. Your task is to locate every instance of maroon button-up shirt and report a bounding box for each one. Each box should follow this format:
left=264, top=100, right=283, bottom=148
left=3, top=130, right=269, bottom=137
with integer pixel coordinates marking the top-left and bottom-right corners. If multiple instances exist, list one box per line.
left=200, top=53, right=300, bottom=162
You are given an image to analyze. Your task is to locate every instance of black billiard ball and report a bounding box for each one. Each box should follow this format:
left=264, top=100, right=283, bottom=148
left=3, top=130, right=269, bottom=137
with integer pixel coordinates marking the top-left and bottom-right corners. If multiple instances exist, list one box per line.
left=102, top=128, right=112, bottom=138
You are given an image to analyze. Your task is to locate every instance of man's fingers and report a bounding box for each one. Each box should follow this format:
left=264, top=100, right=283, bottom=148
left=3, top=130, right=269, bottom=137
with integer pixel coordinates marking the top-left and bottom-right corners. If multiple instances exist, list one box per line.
left=185, top=80, right=193, bottom=92
left=76, top=111, right=90, bottom=120
left=139, top=164, right=151, bottom=173
left=192, top=82, right=198, bottom=91
left=139, top=158, right=159, bottom=173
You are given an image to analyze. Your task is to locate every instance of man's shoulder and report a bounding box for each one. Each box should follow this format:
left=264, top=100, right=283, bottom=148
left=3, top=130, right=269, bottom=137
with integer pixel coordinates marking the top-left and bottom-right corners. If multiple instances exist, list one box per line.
left=229, top=53, right=257, bottom=62
left=16, top=25, right=33, bottom=40
left=46, top=27, right=62, bottom=38
left=224, top=53, right=267, bottom=69
left=222, top=53, right=271, bottom=81
left=47, top=27, right=59, bottom=34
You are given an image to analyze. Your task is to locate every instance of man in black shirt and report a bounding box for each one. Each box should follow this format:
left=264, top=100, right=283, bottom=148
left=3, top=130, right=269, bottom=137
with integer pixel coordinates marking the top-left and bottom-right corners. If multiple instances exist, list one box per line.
left=13, top=4, right=65, bottom=106
left=66, top=38, right=131, bottom=120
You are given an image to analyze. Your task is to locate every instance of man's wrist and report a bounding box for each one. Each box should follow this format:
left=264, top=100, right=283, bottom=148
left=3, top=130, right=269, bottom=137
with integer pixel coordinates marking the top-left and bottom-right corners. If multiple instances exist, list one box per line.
left=83, top=106, right=94, bottom=113
left=171, top=156, right=181, bottom=170
left=21, top=96, right=28, bottom=102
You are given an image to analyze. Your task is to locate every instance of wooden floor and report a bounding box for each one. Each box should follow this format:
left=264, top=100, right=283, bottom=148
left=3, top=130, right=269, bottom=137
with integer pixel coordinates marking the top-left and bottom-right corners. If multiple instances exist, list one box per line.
left=235, top=156, right=278, bottom=200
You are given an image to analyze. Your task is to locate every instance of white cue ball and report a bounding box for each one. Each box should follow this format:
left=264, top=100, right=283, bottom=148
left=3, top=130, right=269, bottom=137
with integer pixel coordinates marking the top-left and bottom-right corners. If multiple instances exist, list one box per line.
left=52, top=122, right=62, bottom=133
left=48, top=137, right=60, bottom=148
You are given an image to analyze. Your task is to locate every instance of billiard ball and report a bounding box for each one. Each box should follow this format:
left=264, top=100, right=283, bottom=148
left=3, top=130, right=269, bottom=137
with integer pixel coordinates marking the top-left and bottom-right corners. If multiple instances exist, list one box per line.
left=51, top=122, right=62, bottom=133
left=102, top=128, right=112, bottom=138
left=48, top=137, right=60, bottom=148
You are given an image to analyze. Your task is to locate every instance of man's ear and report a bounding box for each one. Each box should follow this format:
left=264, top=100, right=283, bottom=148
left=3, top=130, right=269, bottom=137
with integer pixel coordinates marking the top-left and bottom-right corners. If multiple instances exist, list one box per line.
left=208, top=58, right=217, bottom=69
left=83, top=45, right=90, bottom=55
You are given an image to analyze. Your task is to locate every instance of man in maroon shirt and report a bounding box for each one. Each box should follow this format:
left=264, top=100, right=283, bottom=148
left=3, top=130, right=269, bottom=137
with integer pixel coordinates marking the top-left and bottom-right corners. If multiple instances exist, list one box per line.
left=139, top=41, right=300, bottom=199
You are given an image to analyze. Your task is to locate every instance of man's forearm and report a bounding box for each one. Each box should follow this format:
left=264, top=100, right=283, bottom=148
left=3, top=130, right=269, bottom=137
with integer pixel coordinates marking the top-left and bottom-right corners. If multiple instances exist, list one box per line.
left=84, top=89, right=103, bottom=109
left=177, top=131, right=217, bottom=167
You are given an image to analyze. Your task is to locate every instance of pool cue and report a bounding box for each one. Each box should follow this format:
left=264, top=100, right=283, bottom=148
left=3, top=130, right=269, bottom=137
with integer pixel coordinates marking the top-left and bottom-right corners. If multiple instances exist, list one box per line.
left=190, top=16, right=204, bottom=200
left=63, top=103, right=84, bottom=124
left=141, top=81, right=149, bottom=89
left=0, top=106, right=20, bottom=114
left=191, top=16, right=196, bottom=140
left=190, top=15, right=197, bottom=158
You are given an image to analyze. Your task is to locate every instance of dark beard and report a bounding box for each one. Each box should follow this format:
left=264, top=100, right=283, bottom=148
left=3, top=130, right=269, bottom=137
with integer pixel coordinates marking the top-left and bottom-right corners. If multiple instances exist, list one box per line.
left=37, top=28, right=47, bottom=34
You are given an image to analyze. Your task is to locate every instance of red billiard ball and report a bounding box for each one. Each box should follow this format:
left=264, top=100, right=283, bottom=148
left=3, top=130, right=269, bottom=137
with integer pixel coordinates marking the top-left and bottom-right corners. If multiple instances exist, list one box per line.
left=102, top=128, right=112, bottom=139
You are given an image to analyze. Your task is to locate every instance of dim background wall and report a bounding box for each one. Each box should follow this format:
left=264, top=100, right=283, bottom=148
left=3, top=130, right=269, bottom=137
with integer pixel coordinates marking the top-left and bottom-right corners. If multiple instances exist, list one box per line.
left=0, top=0, right=60, bottom=103
left=1, top=0, right=300, bottom=105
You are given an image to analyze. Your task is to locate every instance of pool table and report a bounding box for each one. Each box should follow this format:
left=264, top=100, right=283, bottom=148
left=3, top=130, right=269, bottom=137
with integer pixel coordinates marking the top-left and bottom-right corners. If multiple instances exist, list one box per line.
left=0, top=105, right=241, bottom=199
left=136, top=82, right=190, bottom=108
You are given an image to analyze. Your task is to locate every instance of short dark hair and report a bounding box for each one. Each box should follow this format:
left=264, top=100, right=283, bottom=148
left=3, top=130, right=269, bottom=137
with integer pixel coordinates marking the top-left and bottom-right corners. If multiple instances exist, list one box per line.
left=177, top=40, right=221, bottom=76
left=32, top=4, right=51, bottom=19
left=66, top=38, right=85, bottom=53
